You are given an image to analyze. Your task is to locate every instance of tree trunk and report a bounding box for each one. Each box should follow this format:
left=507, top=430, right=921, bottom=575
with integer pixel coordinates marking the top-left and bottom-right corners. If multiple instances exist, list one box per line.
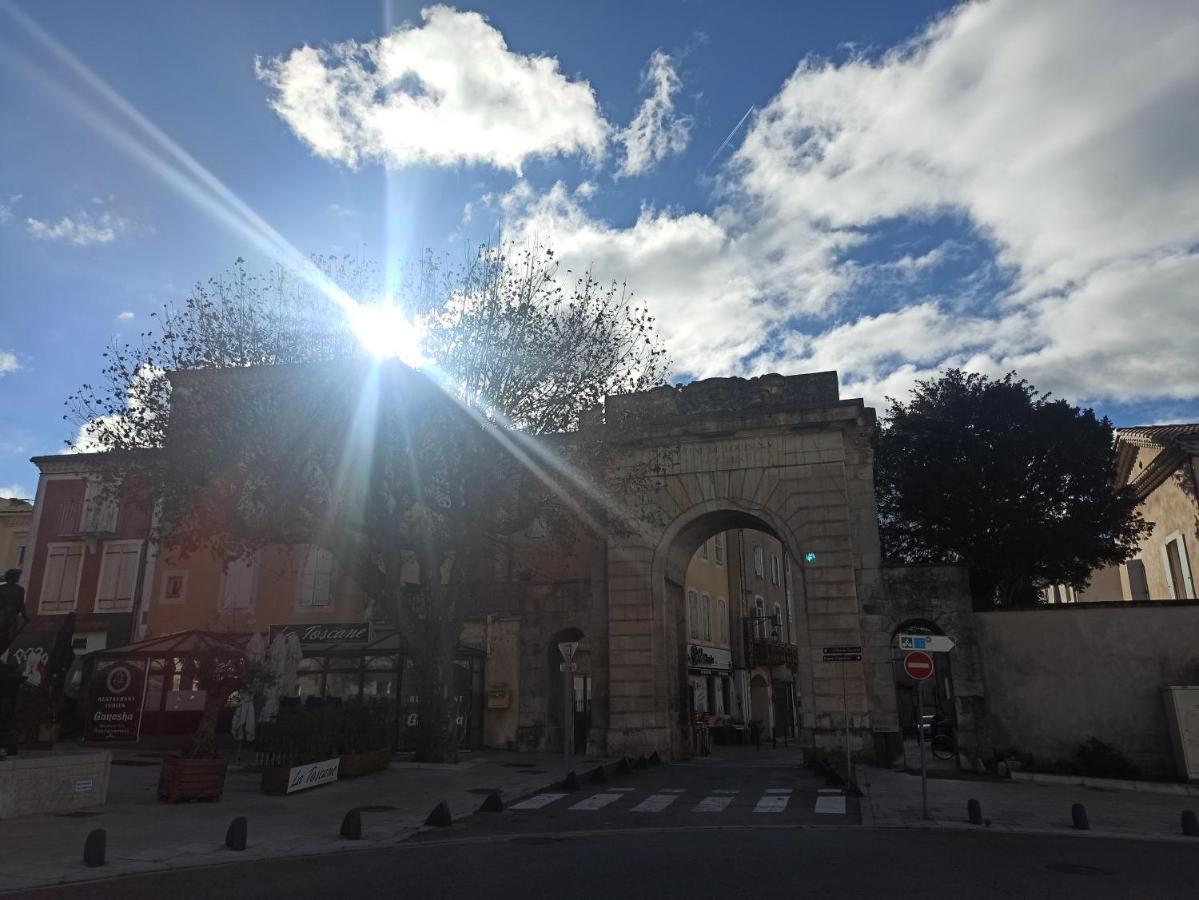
left=413, top=650, right=458, bottom=763
left=184, top=685, right=234, bottom=759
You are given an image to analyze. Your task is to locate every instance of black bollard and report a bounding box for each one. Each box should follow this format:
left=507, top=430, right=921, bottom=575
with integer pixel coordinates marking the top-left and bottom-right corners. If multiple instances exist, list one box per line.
left=588, top=766, right=608, bottom=784
left=1071, top=803, right=1090, bottom=831
left=83, top=829, right=106, bottom=868
left=425, top=801, right=453, bottom=827
left=1182, top=810, right=1198, bottom=837
left=967, top=799, right=982, bottom=826
left=614, top=757, right=631, bottom=776
left=636, top=754, right=649, bottom=771
left=561, top=770, right=581, bottom=791
left=479, top=791, right=504, bottom=813
left=649, top=751, right=661, bottom=766
left=225, top=816, right=247, bottom=851
left=340, top=809, right=362, bottom=840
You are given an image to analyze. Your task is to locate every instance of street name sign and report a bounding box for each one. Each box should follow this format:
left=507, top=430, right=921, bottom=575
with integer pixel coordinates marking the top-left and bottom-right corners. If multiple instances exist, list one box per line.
left=822, top=645, right=862, bottom=662
left=898, top=633, right=956, bottom=653
left=903, top=651, right=934, bottom=681
left=558, top=662, right=578, bottom=672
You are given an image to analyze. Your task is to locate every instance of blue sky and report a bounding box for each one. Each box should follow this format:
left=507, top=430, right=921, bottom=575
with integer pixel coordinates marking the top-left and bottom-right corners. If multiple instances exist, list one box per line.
left=1, top=0, right=1197, bottom=498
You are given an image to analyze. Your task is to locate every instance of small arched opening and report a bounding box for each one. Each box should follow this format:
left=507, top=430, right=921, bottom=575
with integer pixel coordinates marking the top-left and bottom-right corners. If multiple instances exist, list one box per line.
left=890, top=619, right=958, bottom=770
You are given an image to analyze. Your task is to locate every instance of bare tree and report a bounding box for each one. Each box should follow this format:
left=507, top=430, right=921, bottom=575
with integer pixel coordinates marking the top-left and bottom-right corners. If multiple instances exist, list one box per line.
left=69, top=245, right=667, bottom=761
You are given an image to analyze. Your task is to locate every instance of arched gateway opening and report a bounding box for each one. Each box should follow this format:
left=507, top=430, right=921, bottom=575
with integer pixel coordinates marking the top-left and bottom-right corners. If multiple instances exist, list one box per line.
left=653, top=505, right=813, bottom=758
left=595, top=371, right=888, bottom=760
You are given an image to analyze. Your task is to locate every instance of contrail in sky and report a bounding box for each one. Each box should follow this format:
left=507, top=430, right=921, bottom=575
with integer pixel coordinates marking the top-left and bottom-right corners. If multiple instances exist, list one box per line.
left=706, top=105, right=756, bottom=168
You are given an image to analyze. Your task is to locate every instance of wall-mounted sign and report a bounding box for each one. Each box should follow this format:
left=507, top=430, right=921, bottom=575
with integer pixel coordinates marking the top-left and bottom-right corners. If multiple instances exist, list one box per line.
left=687, top=644, right=732, bottom=672
left=73, top=778, right=96, bottom=794
left=285, top=757, right=340, bottom=793
left=269, top=623, right=369, bottom=646
left=85, top=659, right=147, bottom=742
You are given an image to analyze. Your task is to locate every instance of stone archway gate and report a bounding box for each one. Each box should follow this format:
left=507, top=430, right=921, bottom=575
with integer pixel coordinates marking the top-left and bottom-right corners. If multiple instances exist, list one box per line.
left=583, top=372, right=895, bottom=758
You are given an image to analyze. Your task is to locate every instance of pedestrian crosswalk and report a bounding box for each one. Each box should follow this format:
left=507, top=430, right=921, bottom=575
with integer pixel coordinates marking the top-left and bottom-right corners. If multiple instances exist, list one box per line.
left=507, top=786, right=843, bottom=816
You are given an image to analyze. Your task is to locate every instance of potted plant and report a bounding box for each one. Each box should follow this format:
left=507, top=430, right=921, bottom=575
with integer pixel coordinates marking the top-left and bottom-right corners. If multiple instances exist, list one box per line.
left=158, top=652, right=246, bottom=803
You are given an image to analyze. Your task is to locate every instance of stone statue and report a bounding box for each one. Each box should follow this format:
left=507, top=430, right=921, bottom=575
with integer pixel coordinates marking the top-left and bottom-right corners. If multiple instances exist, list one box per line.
left=0, top=569, right=29, bottom=658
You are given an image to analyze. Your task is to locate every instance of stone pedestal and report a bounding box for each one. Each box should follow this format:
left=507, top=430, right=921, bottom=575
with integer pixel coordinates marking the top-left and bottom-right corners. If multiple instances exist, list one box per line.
left=0, top=751, right=111, bottom=817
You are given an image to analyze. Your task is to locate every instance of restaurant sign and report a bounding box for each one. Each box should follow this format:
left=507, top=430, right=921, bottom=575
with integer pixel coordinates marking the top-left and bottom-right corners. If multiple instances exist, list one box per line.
left=687, top=644, right=732, bottom=672
left=85, top=659, right=147, bottom=742
left=269, top=622, right=369, bottom=646
left=285, top=757, right=341, bottom=793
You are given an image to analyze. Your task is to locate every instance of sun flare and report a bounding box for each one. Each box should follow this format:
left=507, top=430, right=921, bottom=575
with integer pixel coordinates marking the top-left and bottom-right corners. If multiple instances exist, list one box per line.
left=348, top=304, right=427, bottom=367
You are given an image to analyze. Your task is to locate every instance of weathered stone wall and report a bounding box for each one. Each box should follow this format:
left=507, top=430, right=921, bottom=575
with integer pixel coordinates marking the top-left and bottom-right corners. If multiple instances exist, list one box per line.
left=974, top=601, right=1199, bottom=778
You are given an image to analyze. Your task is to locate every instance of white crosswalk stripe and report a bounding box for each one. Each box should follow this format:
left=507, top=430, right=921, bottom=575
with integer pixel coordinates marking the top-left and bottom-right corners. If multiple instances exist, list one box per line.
left=632, top=792, right=681, bottom=813
left=814, top=794, right=846, bottom=814
left=693, top=793, right=736, bottom=812
left=510, top=792, right=567, bottom=810
left=570, top=792, right=625, bottom=811
left=754, top=793, right=790, bottom=813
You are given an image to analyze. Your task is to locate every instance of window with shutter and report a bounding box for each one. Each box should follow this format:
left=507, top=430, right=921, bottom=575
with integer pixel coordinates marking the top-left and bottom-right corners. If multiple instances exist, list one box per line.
left=687, top=589, right=699, bottom=640
left=96, top=540, right=142, bottom=611
left=714, top=533, right=724, bottom=565
left=299, top=545, right=335, bottom=608
left=753, top=546, right=765, bottom=578
left=82, top=480, right=119, bottom=534
left=221, top=554, right=258, bottom=610
left=39, top=543, right=84, bottom=613
left=701, top=592, right=712, bottom=641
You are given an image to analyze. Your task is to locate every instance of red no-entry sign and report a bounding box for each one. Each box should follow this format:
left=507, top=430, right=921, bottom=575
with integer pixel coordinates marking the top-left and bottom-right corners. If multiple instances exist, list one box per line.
left=903, top=651, right=934, bottom=681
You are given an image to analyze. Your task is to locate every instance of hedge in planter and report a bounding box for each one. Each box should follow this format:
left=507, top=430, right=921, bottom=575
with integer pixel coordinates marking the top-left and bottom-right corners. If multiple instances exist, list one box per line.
left=337, top=699, right=393, bottom=778
left=257, top=700, right=392, bottom=792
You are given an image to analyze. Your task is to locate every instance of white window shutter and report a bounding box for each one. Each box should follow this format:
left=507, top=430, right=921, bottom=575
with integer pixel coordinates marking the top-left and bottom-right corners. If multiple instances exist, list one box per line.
left=116, top=545, right=140, bottom=601
left=1162, top=545, right=1178, bottom=599
left=1176, top=538, right=1195, bottom=599
left=97, top=546, right=121, bottom=601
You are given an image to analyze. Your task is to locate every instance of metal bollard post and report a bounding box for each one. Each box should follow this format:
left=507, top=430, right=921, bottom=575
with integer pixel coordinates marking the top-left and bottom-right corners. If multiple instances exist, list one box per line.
left=967, top=799, right=982, bottom=825
left=1071, top=803, right=1090, bottom=830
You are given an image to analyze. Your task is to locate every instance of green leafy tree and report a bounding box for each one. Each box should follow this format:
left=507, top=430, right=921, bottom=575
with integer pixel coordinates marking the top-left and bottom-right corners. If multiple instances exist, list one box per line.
left=69, top=245, right=667, bottom=761
left=875, top=369, right=1150, bottom=608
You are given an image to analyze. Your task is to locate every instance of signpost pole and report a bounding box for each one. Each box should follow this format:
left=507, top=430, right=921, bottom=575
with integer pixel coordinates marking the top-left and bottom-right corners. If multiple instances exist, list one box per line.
left=564, top=668, right=571, bottom=765
left=916, top=678, right=929, bottom=820
left=841, top=659, right=851, bottom=789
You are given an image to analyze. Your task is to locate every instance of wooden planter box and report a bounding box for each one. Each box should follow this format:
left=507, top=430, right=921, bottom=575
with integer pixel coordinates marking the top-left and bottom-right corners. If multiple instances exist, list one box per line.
left=338, top=749, right=391, bottom=778
left=158, top=756, right=228, bottom=803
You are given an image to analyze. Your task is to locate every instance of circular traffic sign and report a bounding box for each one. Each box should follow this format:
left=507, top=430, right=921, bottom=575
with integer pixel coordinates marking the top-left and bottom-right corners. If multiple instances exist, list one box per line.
left=903, top=651, right=934, bottom=681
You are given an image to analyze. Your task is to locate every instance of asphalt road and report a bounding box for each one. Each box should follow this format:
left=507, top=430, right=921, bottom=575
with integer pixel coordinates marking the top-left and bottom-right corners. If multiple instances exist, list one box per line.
left=13, top=751, right=1199, bottom=899
left=19, top=827, right=1199, bottom=900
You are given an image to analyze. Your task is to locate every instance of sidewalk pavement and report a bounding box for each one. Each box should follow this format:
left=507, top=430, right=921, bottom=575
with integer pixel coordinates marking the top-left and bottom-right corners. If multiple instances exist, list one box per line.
left=859, top=766, right=1199, bottom=843
left=0, top=748, right=609, bottom=894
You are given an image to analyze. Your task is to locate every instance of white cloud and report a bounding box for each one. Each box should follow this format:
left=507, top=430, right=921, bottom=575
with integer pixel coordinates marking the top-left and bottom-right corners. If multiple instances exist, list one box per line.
left=728, top=0, right=1199, bottom=405
left=0, top=351, right=18, bottom=376
left=26, top=210, right=130, bottom=246
left=617, top=51, right=691, bottom=176
left=0, top=485, right=29, bottom=500
left=499, top=0, right=1198, bottom=410
left=0, top=194, right=21, bottom=224
left=257, top=6, right=608, bottom=173
left=117, top=311, right=135, bottom=320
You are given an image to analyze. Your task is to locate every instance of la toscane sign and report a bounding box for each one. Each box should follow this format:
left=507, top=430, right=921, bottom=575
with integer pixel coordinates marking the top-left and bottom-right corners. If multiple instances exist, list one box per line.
left=269, top=623, right=369, bottom=645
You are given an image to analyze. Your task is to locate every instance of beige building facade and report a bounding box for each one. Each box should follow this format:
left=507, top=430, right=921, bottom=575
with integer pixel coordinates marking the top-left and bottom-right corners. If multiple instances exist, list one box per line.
left=1072, top=424, right=1199, bottom=602
left=0, top=497, right=32, bottom=575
